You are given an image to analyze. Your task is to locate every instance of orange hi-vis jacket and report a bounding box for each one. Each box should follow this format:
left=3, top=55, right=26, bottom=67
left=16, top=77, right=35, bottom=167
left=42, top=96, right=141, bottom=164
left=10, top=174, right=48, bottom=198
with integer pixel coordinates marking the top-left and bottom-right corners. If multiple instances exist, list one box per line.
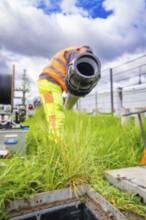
left=41, top=46, right=80, bottom=92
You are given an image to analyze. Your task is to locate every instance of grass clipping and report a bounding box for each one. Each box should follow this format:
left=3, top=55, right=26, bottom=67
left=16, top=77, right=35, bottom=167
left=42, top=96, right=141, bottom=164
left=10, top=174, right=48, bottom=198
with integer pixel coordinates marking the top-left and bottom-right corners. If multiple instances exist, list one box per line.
left=0, top=107, right=146, bottom=219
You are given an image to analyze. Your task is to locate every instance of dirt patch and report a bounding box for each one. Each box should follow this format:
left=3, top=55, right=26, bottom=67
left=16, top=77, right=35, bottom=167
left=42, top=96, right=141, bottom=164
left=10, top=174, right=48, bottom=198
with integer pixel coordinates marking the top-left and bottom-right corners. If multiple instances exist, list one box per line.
left=122, top=211, right=146, bottom=220
left=86, top=196, right=146, bottom=220
left=86, top=197, right=117, bottom=220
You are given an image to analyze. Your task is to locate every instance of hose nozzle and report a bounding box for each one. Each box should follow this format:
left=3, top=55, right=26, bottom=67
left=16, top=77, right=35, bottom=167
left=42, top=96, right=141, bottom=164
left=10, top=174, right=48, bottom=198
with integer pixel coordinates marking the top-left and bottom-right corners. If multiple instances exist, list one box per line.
left=64, top=53, right=101, bottom=109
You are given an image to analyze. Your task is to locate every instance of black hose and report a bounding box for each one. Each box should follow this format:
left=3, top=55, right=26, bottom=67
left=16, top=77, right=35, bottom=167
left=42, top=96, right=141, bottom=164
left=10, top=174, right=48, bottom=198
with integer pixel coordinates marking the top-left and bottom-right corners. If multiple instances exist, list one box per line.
left=0, top=74, right=12, bottom=104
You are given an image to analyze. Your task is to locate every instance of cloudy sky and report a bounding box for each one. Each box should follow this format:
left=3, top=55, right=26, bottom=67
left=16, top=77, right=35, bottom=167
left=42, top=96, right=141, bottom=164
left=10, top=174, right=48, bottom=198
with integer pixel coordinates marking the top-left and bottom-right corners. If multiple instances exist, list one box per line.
left=0, top=0, right=146, bottom=99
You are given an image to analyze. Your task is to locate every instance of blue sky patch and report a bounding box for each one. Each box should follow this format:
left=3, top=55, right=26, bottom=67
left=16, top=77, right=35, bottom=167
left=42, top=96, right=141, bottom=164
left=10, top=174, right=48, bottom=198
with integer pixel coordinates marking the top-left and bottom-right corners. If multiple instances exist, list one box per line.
left=37, top=0, right=113, bottom=18
left=37, top=0, right=62, bottom=14
left=76, top=0, right=113, bottom=18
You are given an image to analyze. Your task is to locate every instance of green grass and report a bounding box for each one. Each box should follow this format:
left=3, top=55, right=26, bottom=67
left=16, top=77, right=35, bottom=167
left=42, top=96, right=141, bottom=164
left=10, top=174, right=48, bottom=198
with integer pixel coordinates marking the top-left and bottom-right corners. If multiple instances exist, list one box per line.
left=0, top=107, right=146, bottom=219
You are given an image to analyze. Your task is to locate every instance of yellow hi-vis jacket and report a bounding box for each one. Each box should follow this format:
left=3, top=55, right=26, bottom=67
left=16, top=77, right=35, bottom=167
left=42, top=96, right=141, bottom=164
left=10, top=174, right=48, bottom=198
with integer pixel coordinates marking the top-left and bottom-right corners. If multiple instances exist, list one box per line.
left=41, top=46, right=80, bottom=92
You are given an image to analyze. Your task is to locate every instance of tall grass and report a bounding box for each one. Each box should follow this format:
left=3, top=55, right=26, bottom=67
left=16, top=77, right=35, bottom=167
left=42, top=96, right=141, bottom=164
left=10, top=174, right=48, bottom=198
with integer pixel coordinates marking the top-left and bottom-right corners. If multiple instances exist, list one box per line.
left=0, top=107, right=146, bottom=219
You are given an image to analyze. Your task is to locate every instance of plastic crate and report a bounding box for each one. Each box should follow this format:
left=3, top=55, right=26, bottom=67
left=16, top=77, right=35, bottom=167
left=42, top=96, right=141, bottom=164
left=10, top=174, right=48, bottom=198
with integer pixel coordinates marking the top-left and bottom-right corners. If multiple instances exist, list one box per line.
left=0, top=127, right=29, bottom=155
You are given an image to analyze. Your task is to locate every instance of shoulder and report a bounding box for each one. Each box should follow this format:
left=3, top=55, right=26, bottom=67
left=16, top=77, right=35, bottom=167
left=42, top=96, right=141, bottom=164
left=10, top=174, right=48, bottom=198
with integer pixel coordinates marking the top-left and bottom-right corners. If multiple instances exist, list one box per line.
left=65, top=50, right=79, bottom=62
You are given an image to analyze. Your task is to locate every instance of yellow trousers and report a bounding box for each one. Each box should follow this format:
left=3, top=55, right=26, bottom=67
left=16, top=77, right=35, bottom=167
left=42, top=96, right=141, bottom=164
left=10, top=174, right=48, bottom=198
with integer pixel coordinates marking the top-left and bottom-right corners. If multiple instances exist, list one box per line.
left=37, top=79, right=65, bottom=142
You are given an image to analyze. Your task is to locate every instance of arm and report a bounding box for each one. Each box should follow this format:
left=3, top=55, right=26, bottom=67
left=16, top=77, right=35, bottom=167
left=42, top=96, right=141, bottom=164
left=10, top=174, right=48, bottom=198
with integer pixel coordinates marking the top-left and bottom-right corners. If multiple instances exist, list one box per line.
left=65, top=50, right=80, bottom=63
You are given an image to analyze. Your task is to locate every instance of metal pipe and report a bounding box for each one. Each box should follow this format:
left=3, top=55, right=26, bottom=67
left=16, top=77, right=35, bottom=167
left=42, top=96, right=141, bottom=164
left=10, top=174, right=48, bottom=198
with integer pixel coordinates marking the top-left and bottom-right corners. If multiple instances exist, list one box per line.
left=64, top=53, right=101, bottom=110
left=110, top=68, right=114, bottom=114
left=11, top=65, right=15, bottom=112
left=0, top=74, right=13, bottom=105
left=63, top=94, right=80, bottom=110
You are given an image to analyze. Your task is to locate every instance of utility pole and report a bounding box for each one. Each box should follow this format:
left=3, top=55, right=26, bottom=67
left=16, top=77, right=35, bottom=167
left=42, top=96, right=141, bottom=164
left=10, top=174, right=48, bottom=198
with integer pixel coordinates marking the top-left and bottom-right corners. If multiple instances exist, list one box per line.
left=139, top=66, right=142, bottom=84
left=22, top=69, right=26, bottom=105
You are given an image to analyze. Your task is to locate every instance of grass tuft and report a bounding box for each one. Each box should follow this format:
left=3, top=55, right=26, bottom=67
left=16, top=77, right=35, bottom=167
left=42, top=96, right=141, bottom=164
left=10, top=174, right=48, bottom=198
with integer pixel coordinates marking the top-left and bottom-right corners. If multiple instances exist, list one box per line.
left=0, top=107, right=146, bottom=218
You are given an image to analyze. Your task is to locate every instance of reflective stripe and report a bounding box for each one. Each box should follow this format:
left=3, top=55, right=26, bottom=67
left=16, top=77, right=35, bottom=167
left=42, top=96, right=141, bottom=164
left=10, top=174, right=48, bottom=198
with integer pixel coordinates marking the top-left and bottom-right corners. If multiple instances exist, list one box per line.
left=46, top=65, right=66, bottom=81
left=53, top=57, right=67, bottom=68
left=65, top=50, right=79, bottom=63
left=39, top=74, right=60, bottom=85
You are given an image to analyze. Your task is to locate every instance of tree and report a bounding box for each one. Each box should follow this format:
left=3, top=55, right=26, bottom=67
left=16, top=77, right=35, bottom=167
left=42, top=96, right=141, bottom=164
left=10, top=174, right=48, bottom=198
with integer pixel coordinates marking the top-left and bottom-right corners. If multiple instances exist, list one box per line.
left=21, top=69, right=30, bottom=105
left=16, top=69, right=31, bottom=105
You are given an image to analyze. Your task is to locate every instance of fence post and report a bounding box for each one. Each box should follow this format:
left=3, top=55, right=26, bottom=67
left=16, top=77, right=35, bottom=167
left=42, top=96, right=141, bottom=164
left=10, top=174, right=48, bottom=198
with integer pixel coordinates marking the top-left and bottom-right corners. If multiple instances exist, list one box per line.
left=95, top=91, right=98, bottom=109
left=134, top=107, right=145, bottom=127
left=110, top=68, right=114, bottom=114
left=121, top=108, right=130, bottom=125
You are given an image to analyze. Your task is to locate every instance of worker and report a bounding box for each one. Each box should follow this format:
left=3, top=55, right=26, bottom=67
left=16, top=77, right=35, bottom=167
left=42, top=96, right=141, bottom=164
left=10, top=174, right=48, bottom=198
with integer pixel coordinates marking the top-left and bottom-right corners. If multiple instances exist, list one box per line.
left=37, top=46, right=93, bottom=142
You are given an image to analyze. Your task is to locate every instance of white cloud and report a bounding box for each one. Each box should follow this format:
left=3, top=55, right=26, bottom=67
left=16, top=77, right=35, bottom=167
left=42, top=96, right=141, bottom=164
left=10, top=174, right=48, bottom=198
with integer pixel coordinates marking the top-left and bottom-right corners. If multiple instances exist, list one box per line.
left=9, top=53, right=48, bottom=95
left=0, top=0, right=145, bottom=60
left=60, top=0, right=88, bottom=16
left=103, top=0, right=146, bottom=28
left=0, top=0, right=146, bottom=99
